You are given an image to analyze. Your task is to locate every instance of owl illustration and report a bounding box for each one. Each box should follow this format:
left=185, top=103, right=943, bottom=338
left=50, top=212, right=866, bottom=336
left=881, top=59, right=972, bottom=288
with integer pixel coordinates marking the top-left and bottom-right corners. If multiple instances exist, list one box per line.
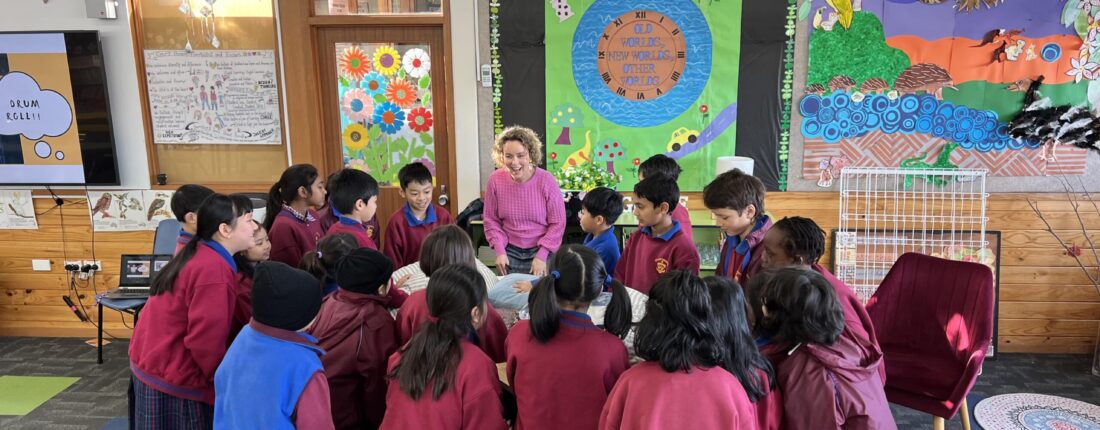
left=90, top=194, right=113, bottom=219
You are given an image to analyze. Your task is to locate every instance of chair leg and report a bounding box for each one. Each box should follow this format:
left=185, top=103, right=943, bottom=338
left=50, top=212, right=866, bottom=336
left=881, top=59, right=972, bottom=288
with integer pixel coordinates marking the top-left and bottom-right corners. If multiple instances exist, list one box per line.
left=960, top=398, right=972, bottom=430
left=97, top=301, right=104, bottom=365
left=933, top=416, right=945, bottom=430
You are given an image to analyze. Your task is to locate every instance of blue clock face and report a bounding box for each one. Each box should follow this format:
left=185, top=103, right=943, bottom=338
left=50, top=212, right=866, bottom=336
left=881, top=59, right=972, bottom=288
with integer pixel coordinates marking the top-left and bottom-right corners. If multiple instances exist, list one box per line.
left=572, top=0, right=712, bottom=127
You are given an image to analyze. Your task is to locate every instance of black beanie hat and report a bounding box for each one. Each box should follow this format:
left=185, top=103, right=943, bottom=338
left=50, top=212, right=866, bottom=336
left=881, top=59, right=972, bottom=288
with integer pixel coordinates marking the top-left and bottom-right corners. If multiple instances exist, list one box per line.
left=335, top=248, right=395, bottom=295
left=252, top=261, right=323, bottom=331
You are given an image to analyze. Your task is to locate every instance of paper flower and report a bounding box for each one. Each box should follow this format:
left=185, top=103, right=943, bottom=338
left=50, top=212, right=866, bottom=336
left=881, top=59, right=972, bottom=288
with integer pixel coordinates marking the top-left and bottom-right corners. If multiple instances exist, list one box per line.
left=361, top=72, right=388, bottom=97
left=407, top=107, right=433, bottom=133
left=373, top=45, right=402, bottom=76
left=385, top=79, right=419, bottom=108
left=373, top=101, right=406, bottom=134
left=347, top=158, right=369, bottom=173
left=341, top=88, right=373, bottom=122
left=338, top=46, right=371, bottom=81
left=343, top=123, right=369, bottom=152
left=700, top=104, right=709, bottom=114
left=1067, top=56, right=1098, bottom=83
left=402, top=48, right=431, bottom=78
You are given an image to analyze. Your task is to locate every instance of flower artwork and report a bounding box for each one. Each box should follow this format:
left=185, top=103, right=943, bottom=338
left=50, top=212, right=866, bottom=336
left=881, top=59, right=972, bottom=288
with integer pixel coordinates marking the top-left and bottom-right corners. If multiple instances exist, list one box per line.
left=337, top=44, right=436, bottom=185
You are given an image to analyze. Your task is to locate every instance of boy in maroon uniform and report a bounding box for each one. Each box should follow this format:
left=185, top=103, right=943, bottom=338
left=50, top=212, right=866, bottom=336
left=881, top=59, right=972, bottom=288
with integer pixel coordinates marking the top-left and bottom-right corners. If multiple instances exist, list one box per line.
left=703, top=168, right=772, bottom=284
left=613, top=176, right=700, bottom=295
left=383, top=162, right=454, bottom=268
left=324, top=168, right=379, bottom=249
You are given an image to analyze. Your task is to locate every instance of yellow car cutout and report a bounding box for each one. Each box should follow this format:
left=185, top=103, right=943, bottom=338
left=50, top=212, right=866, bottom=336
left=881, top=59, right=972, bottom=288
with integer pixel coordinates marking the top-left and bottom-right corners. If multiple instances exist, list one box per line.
left=667, top=127, right=699, bottom=152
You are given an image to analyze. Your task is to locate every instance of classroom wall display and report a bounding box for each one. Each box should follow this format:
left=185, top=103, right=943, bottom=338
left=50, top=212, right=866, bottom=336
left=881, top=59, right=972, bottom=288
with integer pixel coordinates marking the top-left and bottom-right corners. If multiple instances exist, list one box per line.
left=799, top=0, right=1095, bottom=186
left=337, top=43, right=436, bottom=186
left=87, top=190, right=175, bottom=232
left=144, top=50, right=281, bottom=145
left=545, top=0, right=742, bottom=191
left=0, top=190, right=37, bottom=229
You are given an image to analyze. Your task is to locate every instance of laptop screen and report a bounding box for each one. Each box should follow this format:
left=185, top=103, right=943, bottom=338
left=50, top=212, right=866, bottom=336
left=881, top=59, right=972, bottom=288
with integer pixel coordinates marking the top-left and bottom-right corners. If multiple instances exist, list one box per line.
left=119, top=254, right=173, bottom=287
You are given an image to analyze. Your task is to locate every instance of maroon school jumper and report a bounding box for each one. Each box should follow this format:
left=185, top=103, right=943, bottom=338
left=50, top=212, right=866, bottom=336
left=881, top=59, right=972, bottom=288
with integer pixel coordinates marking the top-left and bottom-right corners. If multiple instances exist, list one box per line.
left=771, top=330, right=896, bottom=430
left=269, top=208, right=324, bottom=268
left=325, top=215, right=379, bottom=250
left=506, top=312, right=629, bottom=430
left=174, top=229, right=193, bottom=255
left=599, top=362, right=757, bottom=430
left=383, top=203, right=455, bottom=268
left=320, top=205, right=381, bottom=246
left=129, top=241, right=237, bottom=404
left=229, top=273, right=253, bottom=340
left=613, top=221, right=700, bottom=295
left=379, top=340, right=507, bottom=430
left=814, top=263, right=886, bottom=383
left=754, top=370, right=783, bottom=430
left=396, top=289, right=508, bottom=363
left=307, top=289, right=398, bottom=429
left=717, top=216, right=772, bottom=285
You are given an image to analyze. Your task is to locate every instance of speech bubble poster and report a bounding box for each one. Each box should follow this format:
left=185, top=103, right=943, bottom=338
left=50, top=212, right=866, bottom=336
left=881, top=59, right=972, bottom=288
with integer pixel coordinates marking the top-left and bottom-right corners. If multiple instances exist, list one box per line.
left=0, top=33, right=84, bottom=183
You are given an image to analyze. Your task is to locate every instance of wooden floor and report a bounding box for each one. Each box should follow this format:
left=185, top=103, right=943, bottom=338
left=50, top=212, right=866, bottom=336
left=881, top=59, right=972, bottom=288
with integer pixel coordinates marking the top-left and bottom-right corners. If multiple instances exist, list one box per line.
left=0, top=193, right=1097, bottom=353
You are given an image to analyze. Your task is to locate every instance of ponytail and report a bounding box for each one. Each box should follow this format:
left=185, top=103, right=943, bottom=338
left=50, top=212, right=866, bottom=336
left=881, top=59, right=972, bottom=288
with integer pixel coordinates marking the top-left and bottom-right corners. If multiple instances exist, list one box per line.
left=528, top=245, right=632, bottom=343
left=299, top=233, right=357, bottom=283
left=264, top=164, right=320, bottom=232
left=528, top=275, right=562, bottom=342
left=390, top=264, right=485, bottom=400
left=151, top=194, right=251, bottom=295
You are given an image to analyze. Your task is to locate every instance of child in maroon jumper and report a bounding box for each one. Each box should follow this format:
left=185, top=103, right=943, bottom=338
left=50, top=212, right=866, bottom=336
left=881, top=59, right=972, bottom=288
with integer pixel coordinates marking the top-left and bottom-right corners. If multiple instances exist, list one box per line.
left=324, top=168, right=380, bottom=249
left=169, top=184, right=215, bottom=255
left=384, top=162, right=455, bottom=268
left=320, top=170, right=381, bottom=246
left=380, top=264, right=508, bottom=430
left=129, top=194, right=257, bottom=429
left=704, top=168, right=772, bottom=284
left=614, top=176, right=700, bottom=295
left=506, top=245, right=632, bottom=430
left=600, top=271, right=757, bottom=430
left=704, top=276, right=781, bottom=430
left=300, top=233, right=359, bottom=297
left=395, top=226, right=508, bottom=362
left=265, top=164, right=326, bottom=268
left=751, top=268, right=895, bottom=430
left=638, top=154, right=692, bottom=238
left=229, top=220, right=271, bottom=339
left=308, top=248, right=399, bottom=430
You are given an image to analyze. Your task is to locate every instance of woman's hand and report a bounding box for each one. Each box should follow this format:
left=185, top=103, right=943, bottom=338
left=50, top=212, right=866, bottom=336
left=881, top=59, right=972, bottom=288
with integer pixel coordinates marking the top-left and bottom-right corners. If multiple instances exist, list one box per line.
left=495, top=254, right=510, bottom=276
left=531, top=258, right=547, bottom=277
left=513, top=280, right=533, bottom=293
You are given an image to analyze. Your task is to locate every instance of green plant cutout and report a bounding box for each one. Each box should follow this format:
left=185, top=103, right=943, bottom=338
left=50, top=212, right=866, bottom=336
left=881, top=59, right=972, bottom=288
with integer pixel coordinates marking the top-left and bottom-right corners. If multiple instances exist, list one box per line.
left=900, top=142, right=960, bottom=189
left=808, top=11, right=911, bottom=87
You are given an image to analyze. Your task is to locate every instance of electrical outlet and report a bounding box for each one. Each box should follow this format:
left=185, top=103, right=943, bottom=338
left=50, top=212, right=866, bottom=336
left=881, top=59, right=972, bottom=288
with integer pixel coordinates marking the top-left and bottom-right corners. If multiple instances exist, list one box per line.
left=65, top=261, right=82, bottom=272
left=83, top=260, right=102, bottom=271
left=31, top=259, right=51, bottom=272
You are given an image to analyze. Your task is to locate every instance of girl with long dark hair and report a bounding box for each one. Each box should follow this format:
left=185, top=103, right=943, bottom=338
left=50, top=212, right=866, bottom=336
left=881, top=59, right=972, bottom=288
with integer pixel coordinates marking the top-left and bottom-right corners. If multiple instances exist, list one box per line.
left=266, top=164, right=326, bottom=267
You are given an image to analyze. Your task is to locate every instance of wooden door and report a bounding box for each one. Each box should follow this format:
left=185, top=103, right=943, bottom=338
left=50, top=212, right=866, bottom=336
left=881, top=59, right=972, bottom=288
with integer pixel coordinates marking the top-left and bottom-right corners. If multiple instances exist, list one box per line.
left=316, top=25, right=453, bottom=248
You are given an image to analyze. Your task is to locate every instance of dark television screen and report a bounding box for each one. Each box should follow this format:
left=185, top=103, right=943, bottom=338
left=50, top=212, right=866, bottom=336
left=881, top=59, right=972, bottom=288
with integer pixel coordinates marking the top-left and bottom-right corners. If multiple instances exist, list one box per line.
left=0, top=31, right=120, bottom=185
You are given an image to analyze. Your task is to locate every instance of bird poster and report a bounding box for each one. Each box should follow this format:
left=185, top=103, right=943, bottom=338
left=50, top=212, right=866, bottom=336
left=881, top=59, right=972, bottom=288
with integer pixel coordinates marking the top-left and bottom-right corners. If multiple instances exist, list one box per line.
left=544, top=0, right=742, bottom=191
left=0, top=190, right=37, bottom=230
left=799, top=0, right=1094, bottom=186
left=87, top=190, right=174, bottom=232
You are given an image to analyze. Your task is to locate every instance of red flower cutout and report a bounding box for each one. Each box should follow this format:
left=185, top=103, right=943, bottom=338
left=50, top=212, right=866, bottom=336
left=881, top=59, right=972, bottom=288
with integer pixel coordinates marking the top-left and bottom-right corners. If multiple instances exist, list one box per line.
left=632, top=157, right=641, bottom=166
left=700, top=104, right=709, bottom=114
left=407, top=107, right=433, bottom=133
left=550, top=152, right=558, bottom=160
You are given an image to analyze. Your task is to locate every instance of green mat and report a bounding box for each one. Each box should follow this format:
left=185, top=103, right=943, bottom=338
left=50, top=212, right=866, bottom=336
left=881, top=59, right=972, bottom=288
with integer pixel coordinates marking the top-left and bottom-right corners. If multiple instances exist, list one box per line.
left=0, top=376, right=80, bottom=415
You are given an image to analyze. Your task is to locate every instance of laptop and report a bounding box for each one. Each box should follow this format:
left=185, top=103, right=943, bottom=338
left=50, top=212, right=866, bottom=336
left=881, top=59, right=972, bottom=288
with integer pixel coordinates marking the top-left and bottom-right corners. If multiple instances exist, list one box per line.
left=105, top=254, right=173, bottom=299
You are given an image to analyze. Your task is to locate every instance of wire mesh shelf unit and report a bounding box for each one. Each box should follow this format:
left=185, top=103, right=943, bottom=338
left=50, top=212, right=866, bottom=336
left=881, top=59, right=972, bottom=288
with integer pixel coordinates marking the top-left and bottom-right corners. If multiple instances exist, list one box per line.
left=836, top=167, right=989, bottom=303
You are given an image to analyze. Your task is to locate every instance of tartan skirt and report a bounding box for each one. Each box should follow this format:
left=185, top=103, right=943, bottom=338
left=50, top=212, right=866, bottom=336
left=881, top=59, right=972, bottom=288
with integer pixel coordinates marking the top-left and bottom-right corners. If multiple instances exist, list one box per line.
left=130, top=376, right=213, bottom=430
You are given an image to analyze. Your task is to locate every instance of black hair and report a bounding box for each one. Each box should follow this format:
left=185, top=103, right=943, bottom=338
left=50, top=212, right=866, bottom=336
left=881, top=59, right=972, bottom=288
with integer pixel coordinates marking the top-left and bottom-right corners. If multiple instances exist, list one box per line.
left=170, top=184, right=215, bottom=223
left=419, top=225, right=477, bottom=276
left=772, top=217, right=826, bottom=266
left=151, top=193, right=252, bottom=295
left=528, top=245, right=631, bottom=341
left=754, top=268, right=845, bottom=346
left=638, top=154, right=682, bottom=181
left=328, top=168, right=379, bottom=216
left=704, top=276, right=775, bottom=402
left=398, top=162, right=434, bottom=189
left=232, top=220, right=265, bottom=280
left=702, top=168, right=766, bottom=222
left=264, top=164, right=320, bottom=231
left=581, top=187, right=624, bottom=225
left=299, top=233, right=358, bottom=284
left=634, top=270, right=723, bottom=372
left=633, top=176, right=679, bottom=215
left=390, top=264, right=486, bottom=400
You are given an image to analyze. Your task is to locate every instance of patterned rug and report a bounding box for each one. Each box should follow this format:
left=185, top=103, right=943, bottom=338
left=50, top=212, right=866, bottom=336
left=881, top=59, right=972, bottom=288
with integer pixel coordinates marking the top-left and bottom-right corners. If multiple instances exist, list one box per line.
left=975, top=393, right=1100, bottom=430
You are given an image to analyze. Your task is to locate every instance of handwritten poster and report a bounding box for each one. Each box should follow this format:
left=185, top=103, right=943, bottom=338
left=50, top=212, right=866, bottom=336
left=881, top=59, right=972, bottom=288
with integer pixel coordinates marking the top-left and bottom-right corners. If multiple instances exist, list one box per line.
left=144, top=50, right=281, bottom=145
left=0, top=191, right=37, bottom=229
left=88, top=190, right=176, bottom=232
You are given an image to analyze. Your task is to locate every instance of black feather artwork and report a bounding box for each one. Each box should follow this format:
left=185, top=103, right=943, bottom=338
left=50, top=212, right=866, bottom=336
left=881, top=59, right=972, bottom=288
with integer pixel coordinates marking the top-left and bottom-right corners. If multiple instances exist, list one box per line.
left=1007, top=75, right=1100, bottom=153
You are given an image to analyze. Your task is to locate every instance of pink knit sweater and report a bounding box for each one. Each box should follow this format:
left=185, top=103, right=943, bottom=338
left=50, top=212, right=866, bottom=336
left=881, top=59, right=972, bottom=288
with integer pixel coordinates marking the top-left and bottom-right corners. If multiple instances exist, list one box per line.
left=482, top=168, right=566, bottom=260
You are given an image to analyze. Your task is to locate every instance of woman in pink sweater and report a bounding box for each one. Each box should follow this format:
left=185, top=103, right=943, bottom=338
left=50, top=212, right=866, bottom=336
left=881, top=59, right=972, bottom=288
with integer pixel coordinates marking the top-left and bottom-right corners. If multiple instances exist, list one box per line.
left=482, top=126, right=566, bottom=276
